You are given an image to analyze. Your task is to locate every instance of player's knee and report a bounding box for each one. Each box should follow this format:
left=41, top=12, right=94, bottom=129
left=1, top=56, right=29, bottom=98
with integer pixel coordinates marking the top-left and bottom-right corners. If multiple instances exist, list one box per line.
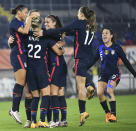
left=32, top=91, right=40, bottom=97
left=25, top=92, right=32, bottom=99
left=16, top=79, right=26, bottom=86
left=58, top=87, right=64, bottom=96
left=50, top=91, right=58, bottom=96
left=50, top=88, right=58, bottom=96
left=78, top=89, right=86, bottom=99
left=97, top=90, right=104, bottom=99
left=107, top=88, right=113, bottom=95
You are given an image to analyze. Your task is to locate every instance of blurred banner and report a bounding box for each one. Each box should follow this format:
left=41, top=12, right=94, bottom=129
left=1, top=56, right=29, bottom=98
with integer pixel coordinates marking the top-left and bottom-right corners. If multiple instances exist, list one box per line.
left=0, top=78, right=15, bottom=98
left=0, top=49, right=12, bottom=70
left=0, top=46, right=136, bottom=70
left=118, top=46, right=136, bottom=65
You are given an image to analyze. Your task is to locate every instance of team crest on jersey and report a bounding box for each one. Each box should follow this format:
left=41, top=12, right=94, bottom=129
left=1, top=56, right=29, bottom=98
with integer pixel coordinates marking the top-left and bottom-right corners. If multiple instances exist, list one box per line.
left=104, top=50, right=109, bottom=55
left=111, top=50, right=115, bottom=55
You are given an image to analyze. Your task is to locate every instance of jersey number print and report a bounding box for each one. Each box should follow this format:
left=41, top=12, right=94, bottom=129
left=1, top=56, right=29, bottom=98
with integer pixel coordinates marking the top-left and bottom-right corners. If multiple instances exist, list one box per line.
left=84, top=31, right=94, bottom=45
left=28, top=44, right=41, bottom=58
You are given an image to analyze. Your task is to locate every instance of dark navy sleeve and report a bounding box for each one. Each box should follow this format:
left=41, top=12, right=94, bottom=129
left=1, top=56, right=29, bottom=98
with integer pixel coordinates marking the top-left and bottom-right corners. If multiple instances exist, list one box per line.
left=43, top=20, right=80, bottom=36
left=116, top=45, right=136, bottom=77
left=10, top=20, right=21, bottom=32
left=89, top=48, right=100, bottom=67
left=47, top=40, right=56, bottom=48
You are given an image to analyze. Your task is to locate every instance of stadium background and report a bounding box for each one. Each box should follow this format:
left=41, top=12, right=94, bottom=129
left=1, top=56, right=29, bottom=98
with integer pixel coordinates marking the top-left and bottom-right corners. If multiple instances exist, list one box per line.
left=0, top=0, right=136, bottom=99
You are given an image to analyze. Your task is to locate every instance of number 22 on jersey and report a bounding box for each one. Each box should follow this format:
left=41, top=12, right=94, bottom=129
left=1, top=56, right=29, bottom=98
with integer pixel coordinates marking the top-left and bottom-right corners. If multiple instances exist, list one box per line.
left=28, top=44, right=41, bottom=59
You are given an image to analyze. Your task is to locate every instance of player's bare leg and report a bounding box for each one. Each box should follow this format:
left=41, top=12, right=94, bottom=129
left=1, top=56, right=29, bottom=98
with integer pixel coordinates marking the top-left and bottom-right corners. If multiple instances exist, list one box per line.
left=107, top=80, right=117, bottom=122
left=9, top=69, right=26, bottom=124
left=97, top=81, right=111, bottom=122
left=76, top=76, right=89, bottom=126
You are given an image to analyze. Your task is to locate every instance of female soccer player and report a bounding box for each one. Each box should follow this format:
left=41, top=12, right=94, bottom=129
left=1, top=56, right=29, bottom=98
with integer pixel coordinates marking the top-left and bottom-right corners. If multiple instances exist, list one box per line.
left=26, top=16, right=64, bottom=128
left=44, top=15, right=67, bottom=127
left=24, top=9, right=41, bottom=128
left=36, top=6, right=96, bottom=126
left=90, top=27, right=136, bottom=122
left=9, top=5, right=34, bottom=124
left=8, top=15, right=64, bottom=128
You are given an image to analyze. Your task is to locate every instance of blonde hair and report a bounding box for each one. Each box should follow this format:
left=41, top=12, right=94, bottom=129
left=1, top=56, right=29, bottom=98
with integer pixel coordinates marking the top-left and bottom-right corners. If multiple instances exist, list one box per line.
left=31, top=16, right=42, bottom=29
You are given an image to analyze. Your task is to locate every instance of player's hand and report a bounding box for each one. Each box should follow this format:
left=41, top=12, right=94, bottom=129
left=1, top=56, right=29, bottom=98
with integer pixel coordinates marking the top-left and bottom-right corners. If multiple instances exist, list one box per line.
left=8, top=35, right=14, bottom=47
left=62, top=32, right=66, bottom=39
left=56, top=41, right=65, bottom=48
left=33, top=29, right=43, bottom=37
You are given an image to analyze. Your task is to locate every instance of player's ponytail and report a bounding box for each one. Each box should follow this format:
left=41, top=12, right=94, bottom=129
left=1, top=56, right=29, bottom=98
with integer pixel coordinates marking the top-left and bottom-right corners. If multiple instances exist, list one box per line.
left=11, top=8, right=17, bottom=15
left=46, top=15, right=62, bottom=28
left=11, top=5, right=27, bottom=15
left=80, top=6, right=96, bottom=32
left=55, top=16, right=62, bottom=28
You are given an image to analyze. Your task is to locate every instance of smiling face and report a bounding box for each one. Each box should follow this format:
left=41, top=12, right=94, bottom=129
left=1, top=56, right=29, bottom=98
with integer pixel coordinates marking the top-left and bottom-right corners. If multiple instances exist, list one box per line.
left=18, top=8, right=28, bottom=21
left=102, top=29, right=113, bottom=44
left=45, top=17, right=56, bottom=30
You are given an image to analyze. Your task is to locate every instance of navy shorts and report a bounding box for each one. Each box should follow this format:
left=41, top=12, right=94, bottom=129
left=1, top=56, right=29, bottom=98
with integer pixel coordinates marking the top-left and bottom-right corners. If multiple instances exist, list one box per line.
left=27, top=60, right=49, bottom=91
left=49, top=63, right=67, bottom=87
left=10, top=50, right=27, bottom=72
left=98, top=72, right=121, bottom=85
left=75, top=58, right=92, bottom=77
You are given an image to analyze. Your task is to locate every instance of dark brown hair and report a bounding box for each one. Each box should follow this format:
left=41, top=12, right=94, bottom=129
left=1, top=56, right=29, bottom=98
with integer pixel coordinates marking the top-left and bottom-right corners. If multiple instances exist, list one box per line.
left=79, top=6, right=96, bottom=32
left=46, top=15, right=62, bottom=28
left=11, top=5, right=27, bottom=15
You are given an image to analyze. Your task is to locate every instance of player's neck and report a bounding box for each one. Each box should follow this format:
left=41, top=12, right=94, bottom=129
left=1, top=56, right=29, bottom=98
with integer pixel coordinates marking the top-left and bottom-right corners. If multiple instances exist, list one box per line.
left=105, top=41, right=112, bottom=47
left=15, top=15, right=23, bottom=22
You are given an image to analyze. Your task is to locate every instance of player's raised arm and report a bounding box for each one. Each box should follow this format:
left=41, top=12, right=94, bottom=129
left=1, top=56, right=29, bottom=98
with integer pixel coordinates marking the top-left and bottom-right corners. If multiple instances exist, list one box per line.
left=10, top=6, right=34, bottom=35
left=116, top=45, right=136, bottom=77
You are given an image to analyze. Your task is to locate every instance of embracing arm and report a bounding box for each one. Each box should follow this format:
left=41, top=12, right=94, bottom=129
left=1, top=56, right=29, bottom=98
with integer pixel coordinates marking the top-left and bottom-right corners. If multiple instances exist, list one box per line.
left=17, top=14, right=35, bottom=34
left=35, top=20, right=79, bottom=37
left=117, top=45, right=136, bottom=77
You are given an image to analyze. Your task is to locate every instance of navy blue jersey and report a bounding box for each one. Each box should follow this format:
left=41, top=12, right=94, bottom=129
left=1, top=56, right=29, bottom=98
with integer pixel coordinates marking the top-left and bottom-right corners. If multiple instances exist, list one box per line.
left=9, top=17, right=26, bottom=54
left=44, top=19, right=95, bottom=59
left=91, top=43, right=136, bottom=77
left=25, top=32, right=54, bottom=68
left=48, top=39, right=66, bottom=66
left=42, top=28, right=66, bottom=66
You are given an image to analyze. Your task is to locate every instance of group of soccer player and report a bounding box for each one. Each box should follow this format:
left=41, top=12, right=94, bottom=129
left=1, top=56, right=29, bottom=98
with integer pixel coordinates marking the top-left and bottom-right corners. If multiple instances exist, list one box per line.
left=8, top=4, right=136, bottom=128
left=8, top=5, right=67, bottom=128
